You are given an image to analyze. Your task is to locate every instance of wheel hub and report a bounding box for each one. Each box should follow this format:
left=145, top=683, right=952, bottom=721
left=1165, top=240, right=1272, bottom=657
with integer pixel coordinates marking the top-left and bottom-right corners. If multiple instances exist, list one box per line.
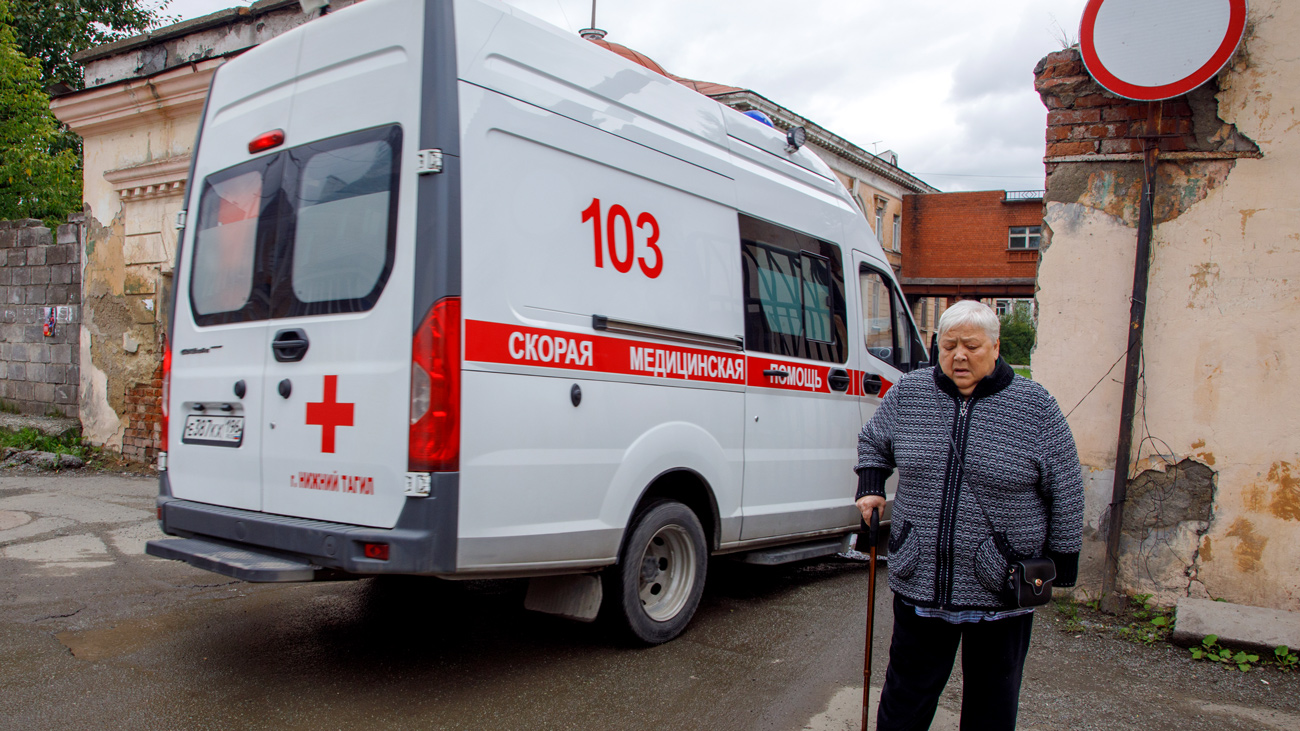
left=637, top=524, right=696, bottom=621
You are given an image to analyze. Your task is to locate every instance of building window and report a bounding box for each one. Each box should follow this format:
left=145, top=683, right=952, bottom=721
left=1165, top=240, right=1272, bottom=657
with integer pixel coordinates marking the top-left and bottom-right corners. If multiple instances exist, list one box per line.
left=893, top=215, right=901, bottom=252
left=875, top=206, right=885, bottom=244
left=995, top=299, right=1011, bottom=317
left=1008, top=225, right=1041, bottom=249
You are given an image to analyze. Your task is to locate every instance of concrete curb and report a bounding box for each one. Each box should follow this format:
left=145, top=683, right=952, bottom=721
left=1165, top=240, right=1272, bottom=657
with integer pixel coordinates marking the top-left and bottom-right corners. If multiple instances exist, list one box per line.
left=1172, top=597, right=1300, bottom=652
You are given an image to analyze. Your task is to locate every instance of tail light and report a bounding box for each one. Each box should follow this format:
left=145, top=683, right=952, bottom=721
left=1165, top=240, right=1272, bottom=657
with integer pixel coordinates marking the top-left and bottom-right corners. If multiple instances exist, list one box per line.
left=409, top=297, right=460, bottom=471
left=160, top=341, right=172, bottom=447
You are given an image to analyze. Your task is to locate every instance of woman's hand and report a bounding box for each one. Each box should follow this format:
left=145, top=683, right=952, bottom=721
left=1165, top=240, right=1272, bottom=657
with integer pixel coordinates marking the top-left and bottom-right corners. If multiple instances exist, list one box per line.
left=856, top=495, right=885, bottom=523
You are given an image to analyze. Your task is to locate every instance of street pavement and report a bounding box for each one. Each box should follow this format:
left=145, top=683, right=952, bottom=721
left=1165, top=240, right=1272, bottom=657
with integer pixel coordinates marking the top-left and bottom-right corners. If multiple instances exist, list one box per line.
left=1, top=471, right=1298, bottom=730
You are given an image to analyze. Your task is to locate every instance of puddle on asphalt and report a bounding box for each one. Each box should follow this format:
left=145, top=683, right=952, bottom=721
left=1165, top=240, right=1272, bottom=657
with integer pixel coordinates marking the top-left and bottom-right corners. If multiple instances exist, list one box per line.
left=56, top=613, right=187, bottom=662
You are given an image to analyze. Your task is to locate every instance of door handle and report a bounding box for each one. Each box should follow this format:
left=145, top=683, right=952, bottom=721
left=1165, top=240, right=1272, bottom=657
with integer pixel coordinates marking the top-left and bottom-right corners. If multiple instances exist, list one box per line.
left=828, top=368, right=851, bottom=392
left=272, top=329, right=310, bottom=363
left=863, top=373, right=883, bottom=396
left=763, top=369, right=789, bottom=378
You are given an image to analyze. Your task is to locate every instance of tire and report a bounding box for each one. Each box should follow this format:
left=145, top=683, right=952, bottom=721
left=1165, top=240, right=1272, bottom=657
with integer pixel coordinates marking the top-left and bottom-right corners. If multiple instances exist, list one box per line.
left=604, top=500, right=708, bottom=645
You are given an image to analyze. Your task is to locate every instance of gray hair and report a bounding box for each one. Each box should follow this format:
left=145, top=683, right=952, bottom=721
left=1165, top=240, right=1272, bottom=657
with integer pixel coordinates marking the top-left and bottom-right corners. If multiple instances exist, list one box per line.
left=937, top=300, right=1000, bottom=341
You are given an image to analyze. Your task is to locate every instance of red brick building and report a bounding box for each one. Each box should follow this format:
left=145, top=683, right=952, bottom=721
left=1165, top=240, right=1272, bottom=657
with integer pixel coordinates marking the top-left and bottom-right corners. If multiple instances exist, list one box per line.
left=900, top=190, right=1043, bottom=302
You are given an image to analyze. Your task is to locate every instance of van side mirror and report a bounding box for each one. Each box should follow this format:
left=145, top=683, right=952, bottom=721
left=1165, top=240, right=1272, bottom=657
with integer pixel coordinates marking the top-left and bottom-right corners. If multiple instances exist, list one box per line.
left=928, top=333, right=938, bottom=367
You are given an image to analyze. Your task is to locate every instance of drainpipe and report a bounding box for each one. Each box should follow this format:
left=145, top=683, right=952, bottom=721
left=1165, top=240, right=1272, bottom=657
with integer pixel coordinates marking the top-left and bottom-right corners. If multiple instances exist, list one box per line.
left=1099, top=103, right=1161, bottom=613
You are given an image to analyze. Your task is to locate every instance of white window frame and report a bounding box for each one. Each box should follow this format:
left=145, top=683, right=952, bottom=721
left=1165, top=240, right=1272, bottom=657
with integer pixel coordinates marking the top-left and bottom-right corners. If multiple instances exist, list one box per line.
left=1008, top=225, right=1041, bottom=250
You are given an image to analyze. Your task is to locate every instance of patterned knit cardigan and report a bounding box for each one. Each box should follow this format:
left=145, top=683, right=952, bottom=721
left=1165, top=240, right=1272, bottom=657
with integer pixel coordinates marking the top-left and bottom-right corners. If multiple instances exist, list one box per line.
left=855, top=359, right=1084, bottom=611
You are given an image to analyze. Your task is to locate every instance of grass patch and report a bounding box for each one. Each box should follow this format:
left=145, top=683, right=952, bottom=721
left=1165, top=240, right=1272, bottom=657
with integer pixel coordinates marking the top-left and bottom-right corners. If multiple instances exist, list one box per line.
left=1012, top=366, right=1032, bottom=379
left=0, top=427, right=89, bottom=459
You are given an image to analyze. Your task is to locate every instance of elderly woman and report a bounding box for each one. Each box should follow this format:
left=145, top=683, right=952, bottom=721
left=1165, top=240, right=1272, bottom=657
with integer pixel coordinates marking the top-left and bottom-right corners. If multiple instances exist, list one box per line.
left=854, top=300, right=1083, bottom=731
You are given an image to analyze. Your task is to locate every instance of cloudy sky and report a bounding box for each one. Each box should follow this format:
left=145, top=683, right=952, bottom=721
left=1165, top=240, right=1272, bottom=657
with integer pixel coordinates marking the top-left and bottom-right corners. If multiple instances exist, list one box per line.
left=163, top=0, right=1091, bottom=192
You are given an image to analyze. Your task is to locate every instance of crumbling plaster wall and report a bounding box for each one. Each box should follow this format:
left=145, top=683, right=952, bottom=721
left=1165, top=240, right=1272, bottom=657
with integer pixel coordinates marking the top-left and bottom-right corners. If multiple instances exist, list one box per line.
left=77, top=114, right=197, bottom=452
left=1034, top=1, right=1299, bottom=610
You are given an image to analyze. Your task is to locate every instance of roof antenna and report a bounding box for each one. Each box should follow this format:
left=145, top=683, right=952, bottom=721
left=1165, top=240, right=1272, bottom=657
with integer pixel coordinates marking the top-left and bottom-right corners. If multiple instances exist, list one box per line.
left=579, top=0, right=606, bottom=40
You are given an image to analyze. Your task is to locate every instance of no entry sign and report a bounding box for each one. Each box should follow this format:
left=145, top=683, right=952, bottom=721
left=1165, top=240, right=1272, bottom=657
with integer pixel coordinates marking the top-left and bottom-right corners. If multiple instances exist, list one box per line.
left=1080, top=0, right=1248, bottom=101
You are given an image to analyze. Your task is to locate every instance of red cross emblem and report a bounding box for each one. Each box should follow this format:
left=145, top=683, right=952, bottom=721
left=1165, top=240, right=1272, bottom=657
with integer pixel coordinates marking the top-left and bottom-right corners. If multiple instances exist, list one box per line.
left=305, top=375, right=354, bottom=453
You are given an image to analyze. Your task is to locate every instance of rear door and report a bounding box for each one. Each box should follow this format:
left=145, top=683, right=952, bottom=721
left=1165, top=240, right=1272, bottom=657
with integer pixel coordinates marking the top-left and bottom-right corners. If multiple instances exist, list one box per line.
left=258, top=125, right=410, bottom=528
left=167, top=32, right=302, bottom=513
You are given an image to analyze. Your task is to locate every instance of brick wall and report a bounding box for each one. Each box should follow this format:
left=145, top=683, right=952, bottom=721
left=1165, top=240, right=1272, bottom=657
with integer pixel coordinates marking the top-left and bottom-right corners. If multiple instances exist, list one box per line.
left=122, top=361, right=164, bottom=463
left=1035, top=49, right=1208, bottom=160
left=901, top=191, right=1044, bottom=281
left=0, top=218, right=81, bottom=417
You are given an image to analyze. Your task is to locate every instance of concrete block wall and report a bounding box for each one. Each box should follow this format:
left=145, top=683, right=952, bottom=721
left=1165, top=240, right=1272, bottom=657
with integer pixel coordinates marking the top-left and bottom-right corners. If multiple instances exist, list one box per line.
left=0, top=218, right=82, bottom=417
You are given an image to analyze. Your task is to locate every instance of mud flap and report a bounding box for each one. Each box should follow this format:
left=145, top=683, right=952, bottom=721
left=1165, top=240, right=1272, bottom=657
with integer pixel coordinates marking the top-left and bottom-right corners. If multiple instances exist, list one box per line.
left=524, top=574, right=603, bottom=622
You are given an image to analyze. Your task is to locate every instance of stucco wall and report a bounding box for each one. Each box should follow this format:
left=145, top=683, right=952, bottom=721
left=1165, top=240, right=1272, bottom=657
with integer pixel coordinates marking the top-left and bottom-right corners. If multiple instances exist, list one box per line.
left=1034, top=1, right=1299, bottom=610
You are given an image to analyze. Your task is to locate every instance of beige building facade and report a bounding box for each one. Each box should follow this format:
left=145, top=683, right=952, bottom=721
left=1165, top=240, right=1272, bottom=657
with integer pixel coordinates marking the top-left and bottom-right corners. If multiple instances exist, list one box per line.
left=1032, top=1, right=1298, bottom=611
left=50, top=0, right=346, bottom=459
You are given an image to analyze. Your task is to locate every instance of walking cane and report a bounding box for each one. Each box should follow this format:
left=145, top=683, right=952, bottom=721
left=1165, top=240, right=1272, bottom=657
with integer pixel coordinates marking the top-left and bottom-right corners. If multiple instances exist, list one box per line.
left=860, top=507, right=880, bottom=731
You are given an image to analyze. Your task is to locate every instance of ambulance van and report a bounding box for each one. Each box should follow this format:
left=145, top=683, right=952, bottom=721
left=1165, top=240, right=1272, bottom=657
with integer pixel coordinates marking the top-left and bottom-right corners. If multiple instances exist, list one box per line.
left=146, top=0, right=928, bottom=644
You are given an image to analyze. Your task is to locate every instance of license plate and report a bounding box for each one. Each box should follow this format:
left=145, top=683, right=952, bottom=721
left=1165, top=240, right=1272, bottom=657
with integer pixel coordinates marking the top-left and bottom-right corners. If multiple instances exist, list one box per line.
left=182, top=415, right=245, bottom=447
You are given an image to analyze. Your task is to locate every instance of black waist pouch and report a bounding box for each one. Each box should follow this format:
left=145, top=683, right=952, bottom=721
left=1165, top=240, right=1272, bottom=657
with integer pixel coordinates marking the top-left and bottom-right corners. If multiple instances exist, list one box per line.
left=1008, top=557, right=1056, bottom=607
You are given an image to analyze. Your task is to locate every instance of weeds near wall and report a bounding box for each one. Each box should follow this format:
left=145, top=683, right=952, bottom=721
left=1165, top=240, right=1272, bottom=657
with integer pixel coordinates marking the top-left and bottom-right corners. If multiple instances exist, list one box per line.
left=1190, top=635, right=1260, bottom=671
left=1053, top=595, right=1300, bottom=674
left=0, top=427, right=88, bottom=459
left=1116, top=593, right=1173, bottom=645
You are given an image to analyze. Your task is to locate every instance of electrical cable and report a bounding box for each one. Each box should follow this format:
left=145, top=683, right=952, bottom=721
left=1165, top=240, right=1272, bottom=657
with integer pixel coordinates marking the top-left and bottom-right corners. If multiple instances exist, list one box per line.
left=1064, top=342, right=1134, bottom=420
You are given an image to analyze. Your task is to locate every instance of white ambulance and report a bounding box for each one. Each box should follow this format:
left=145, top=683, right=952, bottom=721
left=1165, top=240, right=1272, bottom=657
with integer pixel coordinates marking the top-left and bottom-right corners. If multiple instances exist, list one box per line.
left=146, top=0, right=928, bottom=644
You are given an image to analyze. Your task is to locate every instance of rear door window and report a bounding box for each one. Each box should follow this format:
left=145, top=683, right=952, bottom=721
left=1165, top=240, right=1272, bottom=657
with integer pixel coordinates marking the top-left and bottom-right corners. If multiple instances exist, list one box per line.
left=189, top=125, right=401, bottom=325
left=190, top=157, right=278, bottom=325
left=280, top=126, right=400, bottom=316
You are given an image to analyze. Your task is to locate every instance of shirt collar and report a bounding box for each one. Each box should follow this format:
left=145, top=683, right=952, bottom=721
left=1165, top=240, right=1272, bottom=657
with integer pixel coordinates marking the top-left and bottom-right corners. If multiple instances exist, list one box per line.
left=933, top=357, right=1015, bottom=400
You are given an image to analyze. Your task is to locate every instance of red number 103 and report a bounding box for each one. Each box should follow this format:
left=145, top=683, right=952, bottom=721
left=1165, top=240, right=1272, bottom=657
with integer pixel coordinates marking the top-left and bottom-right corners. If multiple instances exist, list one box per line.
left=582, top=198, right=663, bottom=278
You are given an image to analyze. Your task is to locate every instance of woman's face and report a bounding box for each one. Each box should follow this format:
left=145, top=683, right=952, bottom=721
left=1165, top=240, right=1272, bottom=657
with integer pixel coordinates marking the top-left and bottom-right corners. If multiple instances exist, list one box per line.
left=939, top=322, right=1000, bottom=396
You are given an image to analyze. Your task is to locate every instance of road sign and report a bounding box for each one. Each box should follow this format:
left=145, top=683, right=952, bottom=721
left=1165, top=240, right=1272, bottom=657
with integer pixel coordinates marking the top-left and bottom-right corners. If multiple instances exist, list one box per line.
left=1080, top=0, right=1248, bottom=101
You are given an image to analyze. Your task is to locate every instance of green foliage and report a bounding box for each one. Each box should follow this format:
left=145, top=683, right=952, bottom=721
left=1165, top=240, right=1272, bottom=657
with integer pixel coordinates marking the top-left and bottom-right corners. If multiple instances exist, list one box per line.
left=0, top=1, right=81, bottom=224
left=1190, top=635, right=1261, bottom=672
left=1055, top=597, right=1085, bottom=632
left=999, top=303, right=1036, bottom=366
left=1118, top=593, right=1173, bottom=645
left=0, top=426, right=88, bottom=458
left=8, top=0, right=175, bottom=90
left=1275, top=646, right=1298, bottom=672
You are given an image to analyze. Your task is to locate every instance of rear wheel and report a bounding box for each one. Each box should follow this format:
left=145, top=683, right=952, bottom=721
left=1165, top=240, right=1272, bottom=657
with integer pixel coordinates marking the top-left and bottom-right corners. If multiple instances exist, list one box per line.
left=605, top=500, right=708, bottom=645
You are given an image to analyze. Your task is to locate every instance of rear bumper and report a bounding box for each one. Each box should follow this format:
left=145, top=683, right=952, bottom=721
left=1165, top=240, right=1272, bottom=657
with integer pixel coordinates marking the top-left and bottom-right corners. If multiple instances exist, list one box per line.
left=154, top=471, right=458, bottom=577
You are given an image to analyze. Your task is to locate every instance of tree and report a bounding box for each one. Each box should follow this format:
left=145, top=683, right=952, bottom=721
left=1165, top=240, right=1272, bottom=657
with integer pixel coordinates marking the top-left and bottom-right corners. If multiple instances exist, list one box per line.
left=9, top=0, right=174, bottom=90
left=0, top=1, right=80, bottom=224
left=999, top=302, right=1037, bottom=366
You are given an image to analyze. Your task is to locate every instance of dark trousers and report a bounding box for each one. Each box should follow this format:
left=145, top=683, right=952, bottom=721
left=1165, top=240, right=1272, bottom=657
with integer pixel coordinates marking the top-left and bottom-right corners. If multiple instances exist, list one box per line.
left=876, top=594, right=1034, bottom=731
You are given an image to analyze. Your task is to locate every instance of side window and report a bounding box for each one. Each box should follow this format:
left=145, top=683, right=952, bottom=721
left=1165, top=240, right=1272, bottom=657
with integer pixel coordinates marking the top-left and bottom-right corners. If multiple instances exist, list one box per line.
left=859, top=269, right=893, bottom=363
left=741, top=214, right=847, bottom=363
left=859, top=264, right=925, bottom=371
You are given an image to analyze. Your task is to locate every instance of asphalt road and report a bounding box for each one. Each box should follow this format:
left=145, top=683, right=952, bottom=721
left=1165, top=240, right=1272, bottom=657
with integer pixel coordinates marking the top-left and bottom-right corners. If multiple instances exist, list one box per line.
left=1, top=471, right=1297, bottom=730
